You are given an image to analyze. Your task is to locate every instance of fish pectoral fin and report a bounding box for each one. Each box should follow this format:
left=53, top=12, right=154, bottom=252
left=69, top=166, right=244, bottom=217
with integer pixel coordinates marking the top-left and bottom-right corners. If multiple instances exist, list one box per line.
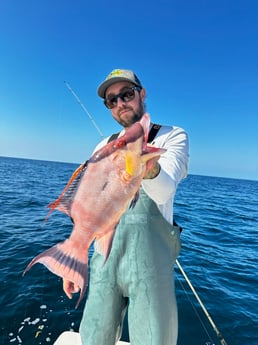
left=23, top=239, right=89, bottom=309
left=141, top=146, right=167, bottom=164
left=125, top=151, right=140, bottom=176
left=94, top=229, right=116, bottom=263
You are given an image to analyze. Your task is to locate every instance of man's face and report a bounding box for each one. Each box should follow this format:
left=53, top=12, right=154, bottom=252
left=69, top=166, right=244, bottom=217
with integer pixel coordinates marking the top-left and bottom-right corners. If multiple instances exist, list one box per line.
left=105, top=81, right=146, bottom=128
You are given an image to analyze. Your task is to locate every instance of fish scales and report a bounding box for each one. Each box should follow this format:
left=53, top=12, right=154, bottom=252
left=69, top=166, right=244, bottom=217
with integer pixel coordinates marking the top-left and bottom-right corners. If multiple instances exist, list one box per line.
left=23, top=113, right=165, bottom=308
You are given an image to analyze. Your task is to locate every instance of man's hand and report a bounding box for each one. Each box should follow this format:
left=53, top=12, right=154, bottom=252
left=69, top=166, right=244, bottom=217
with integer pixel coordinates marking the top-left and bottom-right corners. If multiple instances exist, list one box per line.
left=143, top=156, right=161, bottom=179
left=63, top=279, right=80, bottom=299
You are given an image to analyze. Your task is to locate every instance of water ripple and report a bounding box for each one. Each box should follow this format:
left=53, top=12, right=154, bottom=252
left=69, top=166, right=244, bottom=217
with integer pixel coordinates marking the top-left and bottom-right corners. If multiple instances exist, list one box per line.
left=1, top=158, right=258, bottom=345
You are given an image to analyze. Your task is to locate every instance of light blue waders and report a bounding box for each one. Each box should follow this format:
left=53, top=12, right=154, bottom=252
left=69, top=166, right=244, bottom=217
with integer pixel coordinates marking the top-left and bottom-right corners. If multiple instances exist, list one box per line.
left=80, top=189, right=181, bottom=345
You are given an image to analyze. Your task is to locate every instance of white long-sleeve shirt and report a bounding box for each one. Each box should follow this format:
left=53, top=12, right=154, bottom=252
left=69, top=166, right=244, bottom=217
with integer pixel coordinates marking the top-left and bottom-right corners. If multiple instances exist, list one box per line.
left=142, top=124, right=189, bottom=223
left=92, top=123, right=189, bottom=224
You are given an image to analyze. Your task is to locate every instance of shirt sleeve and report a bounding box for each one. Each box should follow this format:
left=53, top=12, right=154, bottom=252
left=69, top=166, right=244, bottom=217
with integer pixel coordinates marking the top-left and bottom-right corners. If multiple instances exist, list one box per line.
left=141, top=126, right=189, bottom=205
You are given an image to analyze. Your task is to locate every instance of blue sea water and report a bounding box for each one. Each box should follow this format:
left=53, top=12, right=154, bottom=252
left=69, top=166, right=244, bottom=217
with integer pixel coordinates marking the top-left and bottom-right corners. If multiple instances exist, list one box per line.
left=0, top=156, right=257, bottom=345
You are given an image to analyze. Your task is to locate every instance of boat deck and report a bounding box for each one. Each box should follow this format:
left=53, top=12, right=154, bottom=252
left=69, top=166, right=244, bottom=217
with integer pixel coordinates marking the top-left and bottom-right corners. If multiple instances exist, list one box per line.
left=54, top=331, right=130, bottom=345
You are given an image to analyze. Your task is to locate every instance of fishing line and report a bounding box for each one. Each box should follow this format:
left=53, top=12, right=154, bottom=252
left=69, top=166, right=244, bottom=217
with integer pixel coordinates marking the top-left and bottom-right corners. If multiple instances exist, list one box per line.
left=175, top=267, right=215, bottom=345
left=64, top=81, right=104, bottom=139
left=176, top=260, right=228, bottom=345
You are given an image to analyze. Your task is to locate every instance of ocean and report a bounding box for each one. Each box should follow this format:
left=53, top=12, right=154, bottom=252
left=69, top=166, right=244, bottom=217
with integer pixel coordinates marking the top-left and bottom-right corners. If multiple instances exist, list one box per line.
left=0, top=156, right=257, bottom=345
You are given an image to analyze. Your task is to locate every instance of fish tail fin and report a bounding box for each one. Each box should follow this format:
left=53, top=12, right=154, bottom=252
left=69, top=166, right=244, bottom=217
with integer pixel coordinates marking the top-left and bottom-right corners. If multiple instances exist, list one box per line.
left=23, top=239, right=89, bottom=308
left=45, top=162, right=87, bottom=221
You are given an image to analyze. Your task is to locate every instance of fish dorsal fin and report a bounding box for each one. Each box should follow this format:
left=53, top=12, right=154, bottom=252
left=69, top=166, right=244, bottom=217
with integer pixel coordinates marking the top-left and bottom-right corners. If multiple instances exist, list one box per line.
left=46, top=161, right=88, bottom=220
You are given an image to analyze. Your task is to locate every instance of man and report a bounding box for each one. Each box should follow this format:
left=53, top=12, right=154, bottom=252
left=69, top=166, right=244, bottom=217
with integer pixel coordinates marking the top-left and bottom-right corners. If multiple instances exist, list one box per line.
left=63, top=69, right=189, bottom=345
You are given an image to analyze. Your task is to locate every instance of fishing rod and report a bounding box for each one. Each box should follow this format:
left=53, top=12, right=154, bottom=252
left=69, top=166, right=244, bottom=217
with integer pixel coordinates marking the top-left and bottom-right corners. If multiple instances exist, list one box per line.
left=64, top=81, right=105, bottom=139
left=65, top=81, right=228, bottom=345
left=176, top=259, right=228, bottom=345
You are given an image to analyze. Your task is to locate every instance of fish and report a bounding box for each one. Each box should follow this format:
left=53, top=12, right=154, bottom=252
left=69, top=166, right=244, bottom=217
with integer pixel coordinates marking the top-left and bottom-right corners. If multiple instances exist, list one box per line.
left=23, top=113, right=166, bottom=308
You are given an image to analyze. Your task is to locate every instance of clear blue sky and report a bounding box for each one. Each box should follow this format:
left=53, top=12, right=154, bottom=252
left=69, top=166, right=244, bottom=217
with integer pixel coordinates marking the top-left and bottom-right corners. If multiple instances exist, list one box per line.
left=1, top=0, right=257, bottom=180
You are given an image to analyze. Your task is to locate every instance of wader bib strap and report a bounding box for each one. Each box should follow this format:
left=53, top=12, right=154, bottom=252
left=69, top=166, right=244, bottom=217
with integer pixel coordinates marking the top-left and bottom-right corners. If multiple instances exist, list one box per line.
left=107, top=123, right=161, bottom=144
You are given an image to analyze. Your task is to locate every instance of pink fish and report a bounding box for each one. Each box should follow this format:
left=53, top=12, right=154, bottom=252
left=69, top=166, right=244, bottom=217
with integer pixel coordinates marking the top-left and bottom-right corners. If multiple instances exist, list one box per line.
left=23, top=113, right=165, bottom=307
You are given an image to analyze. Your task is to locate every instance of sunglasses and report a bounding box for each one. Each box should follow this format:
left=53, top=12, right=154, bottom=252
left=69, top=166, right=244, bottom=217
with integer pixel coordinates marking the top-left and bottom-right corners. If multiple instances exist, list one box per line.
left=104, top=86, right=142, bottom=109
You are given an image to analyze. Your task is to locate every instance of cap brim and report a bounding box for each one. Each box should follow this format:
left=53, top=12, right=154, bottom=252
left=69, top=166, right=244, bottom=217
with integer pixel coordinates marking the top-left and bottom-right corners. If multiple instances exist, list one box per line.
left=98, top=77, right=140, bottom=98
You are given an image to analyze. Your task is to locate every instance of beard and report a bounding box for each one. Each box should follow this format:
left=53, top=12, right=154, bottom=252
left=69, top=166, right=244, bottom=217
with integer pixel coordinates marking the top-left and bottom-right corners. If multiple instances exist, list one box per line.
left=116, top=101, right=146, bottom=128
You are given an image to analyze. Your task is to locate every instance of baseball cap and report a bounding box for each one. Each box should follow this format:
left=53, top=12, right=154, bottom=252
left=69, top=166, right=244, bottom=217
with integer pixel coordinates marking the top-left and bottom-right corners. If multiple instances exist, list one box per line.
left=97, top=69, right=143, bottom=98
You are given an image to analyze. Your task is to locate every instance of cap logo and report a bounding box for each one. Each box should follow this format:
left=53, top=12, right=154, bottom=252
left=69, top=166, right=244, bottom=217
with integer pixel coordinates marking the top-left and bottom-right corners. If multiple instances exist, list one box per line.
left=107, top=69, right=132, bottom=80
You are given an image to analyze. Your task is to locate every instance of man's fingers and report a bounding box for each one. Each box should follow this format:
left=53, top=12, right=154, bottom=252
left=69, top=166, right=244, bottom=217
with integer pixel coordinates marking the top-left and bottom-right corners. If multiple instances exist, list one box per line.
left=63, top=280, right=80, bottom=299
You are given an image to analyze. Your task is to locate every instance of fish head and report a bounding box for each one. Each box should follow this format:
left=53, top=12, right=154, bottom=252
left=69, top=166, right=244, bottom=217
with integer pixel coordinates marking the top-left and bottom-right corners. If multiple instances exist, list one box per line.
left=90, top=113, right=150, bottom=164
left=90, top=113, right=165, bottom=180
left=113, top=113, right=165, bottom=180
left=114, top=113, right=150, bottom=153
left=111, top=113, right=150, bottom=179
